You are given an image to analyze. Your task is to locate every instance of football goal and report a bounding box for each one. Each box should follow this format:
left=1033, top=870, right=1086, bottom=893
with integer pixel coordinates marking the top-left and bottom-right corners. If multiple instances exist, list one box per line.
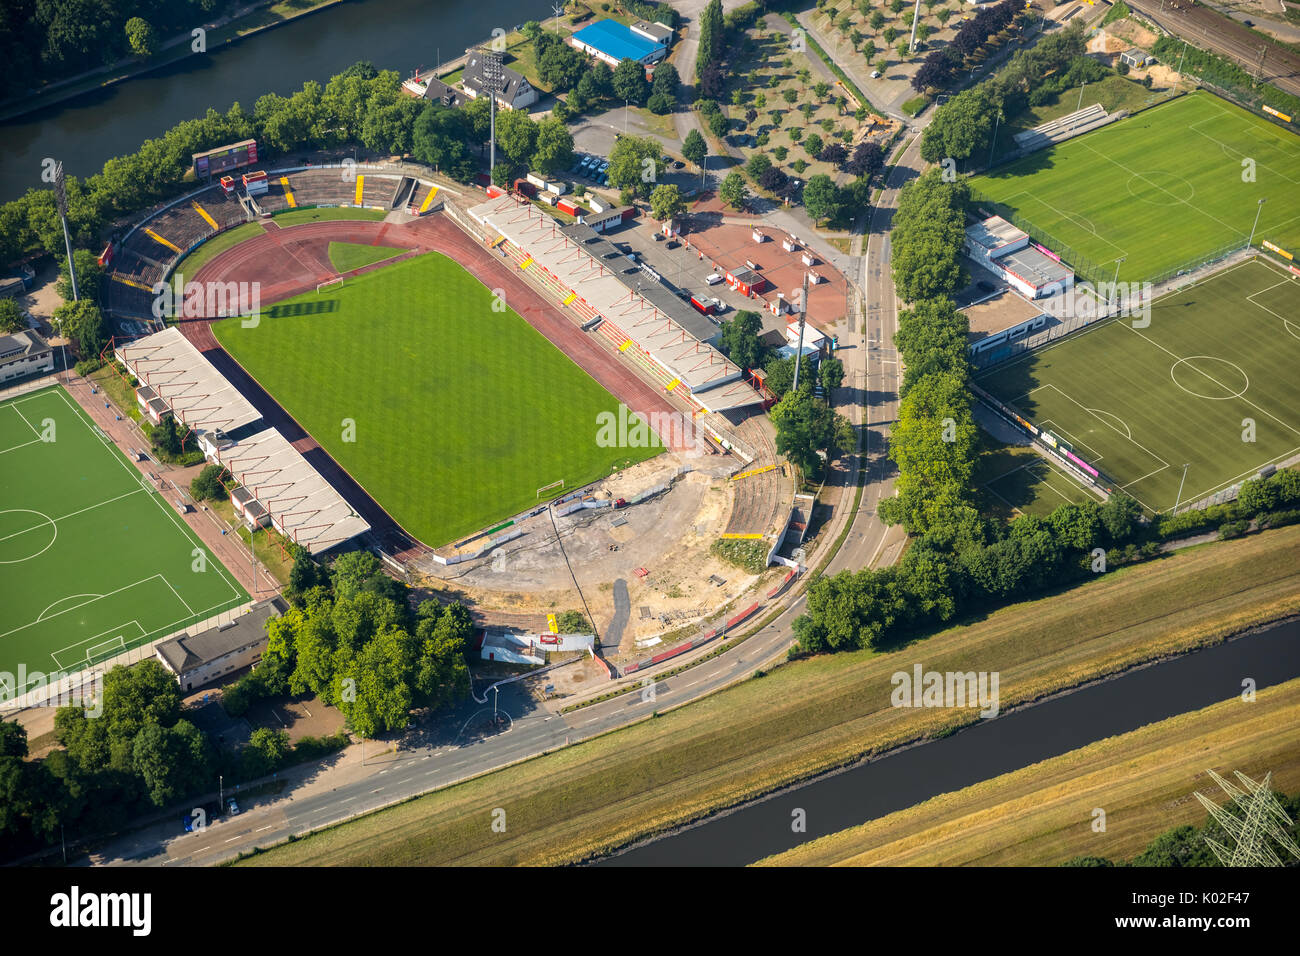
left=317, top=276, right=344, bottom=293
left=536, top=479, right=564, bottom=499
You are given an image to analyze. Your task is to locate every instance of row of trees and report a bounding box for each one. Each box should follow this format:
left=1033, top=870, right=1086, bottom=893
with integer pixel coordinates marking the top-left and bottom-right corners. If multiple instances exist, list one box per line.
left=919, top=22, right=1088, bottom=165
left=0, top=61, right=421, bottom=270
left=0, top=0, right=224, bottom=100
left=0, top=657, right=342, bottom=861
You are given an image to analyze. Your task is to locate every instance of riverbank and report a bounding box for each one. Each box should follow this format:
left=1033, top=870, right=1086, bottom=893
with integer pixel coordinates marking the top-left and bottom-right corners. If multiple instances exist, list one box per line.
left=0, top=0, right=346, bottom=125
left=234, top=522, right=1300, bottom=866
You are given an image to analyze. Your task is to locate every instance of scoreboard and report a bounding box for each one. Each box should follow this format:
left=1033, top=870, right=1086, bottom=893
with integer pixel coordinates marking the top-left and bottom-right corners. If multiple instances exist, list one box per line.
left=192, top=139, right=259, bottom=178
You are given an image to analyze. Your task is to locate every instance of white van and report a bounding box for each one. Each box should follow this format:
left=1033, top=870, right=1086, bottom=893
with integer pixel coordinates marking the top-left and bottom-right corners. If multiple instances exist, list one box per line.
left=705, top=273, right=723, bottom=286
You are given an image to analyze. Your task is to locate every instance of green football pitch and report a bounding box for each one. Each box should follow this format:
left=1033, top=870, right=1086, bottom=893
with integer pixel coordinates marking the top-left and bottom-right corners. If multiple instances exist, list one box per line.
left=968, top=92, right=1300, bottom=283
left=212, top=252, right=657, bottom=546
left=975, top=258, right=1300, bottom=513
left=0, top=387, right=247, bottom=697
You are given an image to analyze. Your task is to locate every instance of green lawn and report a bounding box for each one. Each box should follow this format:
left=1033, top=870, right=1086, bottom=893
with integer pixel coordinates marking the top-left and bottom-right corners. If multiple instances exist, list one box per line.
left=0, top=387, right=247, bottom=695
left=975, top=258, right=1300, bottom=512
left=327, top=241, right=404, bottom=273
left=173, top=221, right=266, bottom=278
left=968, top=92, right=1300, bottom=283
left=973, top=441, right=1096, bottom=519
left=272, top=206, right=386, bottom=227
left=212, top=253, right=657, bottom=545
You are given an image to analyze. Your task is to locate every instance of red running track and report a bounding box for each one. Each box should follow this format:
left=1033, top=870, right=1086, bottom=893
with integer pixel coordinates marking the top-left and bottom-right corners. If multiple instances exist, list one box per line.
left=178, top=214, right=687, bottom=550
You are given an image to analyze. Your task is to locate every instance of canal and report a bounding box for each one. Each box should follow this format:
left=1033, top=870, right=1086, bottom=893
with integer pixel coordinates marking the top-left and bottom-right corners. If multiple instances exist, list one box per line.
left=599, top=617, right=1300, bottom=866
left=0, top=0, right=549, bottom=203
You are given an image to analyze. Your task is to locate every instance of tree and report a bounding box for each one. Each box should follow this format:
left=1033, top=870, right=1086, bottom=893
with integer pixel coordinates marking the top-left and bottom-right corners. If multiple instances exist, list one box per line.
left=803, top=174, right=840, bottom=224
left=820, top=357, right=845, bottom=392
left=152, top=414, right=182, bottom=458
left=718, top=310, right=769, bottom=371
left=241, top=728, right=291, bottom=779
left=708, top=110, right=729, bottom=138
left=124, top=17, right=155, bottom=58
left=682, top=128, right=707, bottom=170
left=647, top=91, right=675, bottom=114
left=813, top=80, right=830, bottom=100
left=771, top=387, right=854, bottom=479
left=190, top=464, right=225, bottom=501
left=411, top=104, right=476, bottom=181
left=746, top=152, right=772, bottom=179
left=612, top=58, right=650, bottom=105
left=649, top=183, right=686, bottom=221
left=53, top=299, right=109, bottom=360
left=803, top=132, right=824, bottom=157
left=495, top=108, right=538, bottom=169
left=56, top=248, right=105, bottom=304
left=864, top=39, right=877, bottom=62
left=819, top=141, right=848, bottom=165
left=884, top=26, right=898, bottom=45
left=870, top=11, right=886, bottom=31
left=0, top=300, right=24, bottom=334
left=719, top=171, right=747, bottom=210
left=845, top=140, right=883, bottom=178
left=651, top=62, right=680, bottom=103
left=531, top=117, right=574, bottom=176
left=760, top=165, right=789, bottom=193
left=607, top=134, right=663, bottom=199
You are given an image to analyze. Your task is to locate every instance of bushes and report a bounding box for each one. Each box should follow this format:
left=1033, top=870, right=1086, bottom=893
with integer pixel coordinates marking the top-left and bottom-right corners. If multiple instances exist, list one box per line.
left=711, top=538, right=768, bottom=574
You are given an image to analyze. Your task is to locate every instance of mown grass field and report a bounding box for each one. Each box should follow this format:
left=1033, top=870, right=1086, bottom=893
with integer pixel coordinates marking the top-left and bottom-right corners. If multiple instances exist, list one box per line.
left=271, top=206, right=386, bottom=227
left=759, top=677, right=1300, bottom=866
left=976, top=259, right=1300, bottom=512
left=326, top=241, right=402, bottom=273
left=0, top=387, right=246, bottom=694
left=236, top=523, right=1300, bottom=866
left=968, top=92, right=1300, bottom=282
left=972, top=440, right=1097, bottom=519
left=213, top=253, right=655, bottom=545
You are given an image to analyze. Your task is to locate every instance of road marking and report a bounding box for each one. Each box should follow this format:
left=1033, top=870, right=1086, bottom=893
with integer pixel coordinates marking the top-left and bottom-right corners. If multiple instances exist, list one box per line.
left=371, top=788, right=384, bottom=794
left=225, top=837, right=241, bottom=843
left=255, top=825, right=274, bottom=832
left=340, top=796, right=356, bottom=803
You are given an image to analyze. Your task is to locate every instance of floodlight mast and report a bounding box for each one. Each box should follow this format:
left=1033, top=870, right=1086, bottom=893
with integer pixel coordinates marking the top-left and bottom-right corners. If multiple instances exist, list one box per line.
left=792, top=271, right=810, bottom=393
left=481, top=47, right=506, bottom=181
left=54, top=162, right=79, bottom=302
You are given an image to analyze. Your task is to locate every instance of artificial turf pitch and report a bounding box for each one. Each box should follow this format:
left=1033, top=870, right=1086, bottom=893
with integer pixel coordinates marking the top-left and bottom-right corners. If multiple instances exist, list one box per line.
left=212, top=252, right=657, bottom=546
left=0, top=387, right=247, bottom=696
left=968, top=92, right=1300, bottom=283
left=975, top=258, right=1300, bottom=513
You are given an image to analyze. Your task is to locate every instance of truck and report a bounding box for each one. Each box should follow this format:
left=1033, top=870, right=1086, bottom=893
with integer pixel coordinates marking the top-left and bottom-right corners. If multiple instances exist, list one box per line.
left=689, top=295, right=717, bottom=316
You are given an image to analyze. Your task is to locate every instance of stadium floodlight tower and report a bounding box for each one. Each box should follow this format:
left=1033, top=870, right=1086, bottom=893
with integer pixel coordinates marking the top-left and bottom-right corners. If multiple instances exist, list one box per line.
left=480, top=47, right=506, bottom=181
left=1194, top=769, right=1300, bottom=867
left=907, top=0, right=923, bottom=54
left=53, top=162, right=78, bottom=302
left=791, top=271, right=810, bottom=393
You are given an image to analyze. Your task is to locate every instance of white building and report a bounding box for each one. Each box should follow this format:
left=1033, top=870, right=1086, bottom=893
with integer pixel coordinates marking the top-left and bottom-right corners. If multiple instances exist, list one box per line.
left=0, top=329, right=54, bottom=383
left=155, top=597, right=286, bottom=691
left=964, top=215, right=1074, bottom=300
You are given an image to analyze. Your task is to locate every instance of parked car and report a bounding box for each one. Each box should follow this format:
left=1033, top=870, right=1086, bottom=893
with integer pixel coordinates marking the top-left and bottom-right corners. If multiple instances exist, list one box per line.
left=667, top=240, right=680, bottom=250
left=705, top=273, right=723, bottom=286
left=598, top=161, right=610, bottom=174
left=870, top=70, right=881, bottom=79
left=227, top=797, right=240, bottom=815
left=671, top=160, right=684, bottom=170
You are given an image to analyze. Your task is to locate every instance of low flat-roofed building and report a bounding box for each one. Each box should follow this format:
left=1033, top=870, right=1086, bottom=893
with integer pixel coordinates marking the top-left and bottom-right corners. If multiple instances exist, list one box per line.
left=155, top=596, right=286, bottom=691
left=0, top=329, right=54, bottom=383
left=570, top=19, right=669, bottom=69
left=963, top=291, right=1048, bottom=355
left=965, top=216, right=1074, bottom=300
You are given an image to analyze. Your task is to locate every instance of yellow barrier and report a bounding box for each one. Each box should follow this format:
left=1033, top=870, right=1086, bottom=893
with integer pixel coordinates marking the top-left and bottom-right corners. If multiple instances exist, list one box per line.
left=354, top=175, right=365, bottom=206
left=562, top=291, right=577, bottom=305
left=720, top=532, right=764, bottom=540
left=420, top=185, right=439, bottom=212
left=731, top=463, right=776, bottom=481
left=191, top=202, right=219, bottom=230
left=112, top=275, right=153, bottom=291
left=279, top=177, right=297, bottom=208
left=144, top=228, right=182, bottom=254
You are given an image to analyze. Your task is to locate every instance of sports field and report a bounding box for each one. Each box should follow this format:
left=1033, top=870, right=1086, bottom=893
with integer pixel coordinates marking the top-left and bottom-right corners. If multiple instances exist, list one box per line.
left=0, top=387, right=247, bottom=697
left=976, top=258, right=1300, bottom=512
left=974, top=442, right=1097, bottom=519
left=212, top=253, right=658, bottom=545
left=968, top=92, right=1300, bottom=283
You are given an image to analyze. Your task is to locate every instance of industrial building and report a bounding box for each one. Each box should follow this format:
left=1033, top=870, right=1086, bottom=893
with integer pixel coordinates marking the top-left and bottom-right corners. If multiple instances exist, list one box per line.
left=569, top=19, right=671, bottom=70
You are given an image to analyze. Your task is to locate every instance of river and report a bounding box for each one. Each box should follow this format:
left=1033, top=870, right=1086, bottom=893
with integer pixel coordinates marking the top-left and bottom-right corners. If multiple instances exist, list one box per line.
left=599, top=617, right=1300, bottom=866
left=0, top=0, right=549, bottom=204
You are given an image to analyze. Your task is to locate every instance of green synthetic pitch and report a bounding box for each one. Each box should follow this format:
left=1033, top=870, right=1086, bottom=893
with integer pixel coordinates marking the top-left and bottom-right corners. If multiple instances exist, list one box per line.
left=327, top=241, right=403, bottom=273
left=968, top=92, right=1300, bottom=283
left=0, top=387, right=247, bottom=696
left=974, top=443, right=1096, bottom=519
left=212, top=252, right=657, bottom=546
left=975, top=258, right=1300, bottom=513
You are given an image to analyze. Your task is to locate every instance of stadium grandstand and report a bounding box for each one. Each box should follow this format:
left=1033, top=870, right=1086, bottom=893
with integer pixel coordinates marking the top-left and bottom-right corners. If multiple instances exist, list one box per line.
left=207, top=426, right=371, bottom=556
left=102, top=163, right=446, bottom=324
left=114, top=326, right=263, bottom=443
left=467, top=194, right=763, bottom=415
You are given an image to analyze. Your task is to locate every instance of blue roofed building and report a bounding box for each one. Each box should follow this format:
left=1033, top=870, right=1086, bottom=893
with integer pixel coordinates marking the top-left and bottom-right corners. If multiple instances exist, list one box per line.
left=568, top=19, right=671, bottom=70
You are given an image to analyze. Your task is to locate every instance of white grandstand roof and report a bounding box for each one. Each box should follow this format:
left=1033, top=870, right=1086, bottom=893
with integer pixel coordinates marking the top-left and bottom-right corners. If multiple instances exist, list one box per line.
left=115, top=327, right=262, bottom=437
left=211, top=427, right=371, bottom=555
left=468, top=196, right=760, bottom=412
